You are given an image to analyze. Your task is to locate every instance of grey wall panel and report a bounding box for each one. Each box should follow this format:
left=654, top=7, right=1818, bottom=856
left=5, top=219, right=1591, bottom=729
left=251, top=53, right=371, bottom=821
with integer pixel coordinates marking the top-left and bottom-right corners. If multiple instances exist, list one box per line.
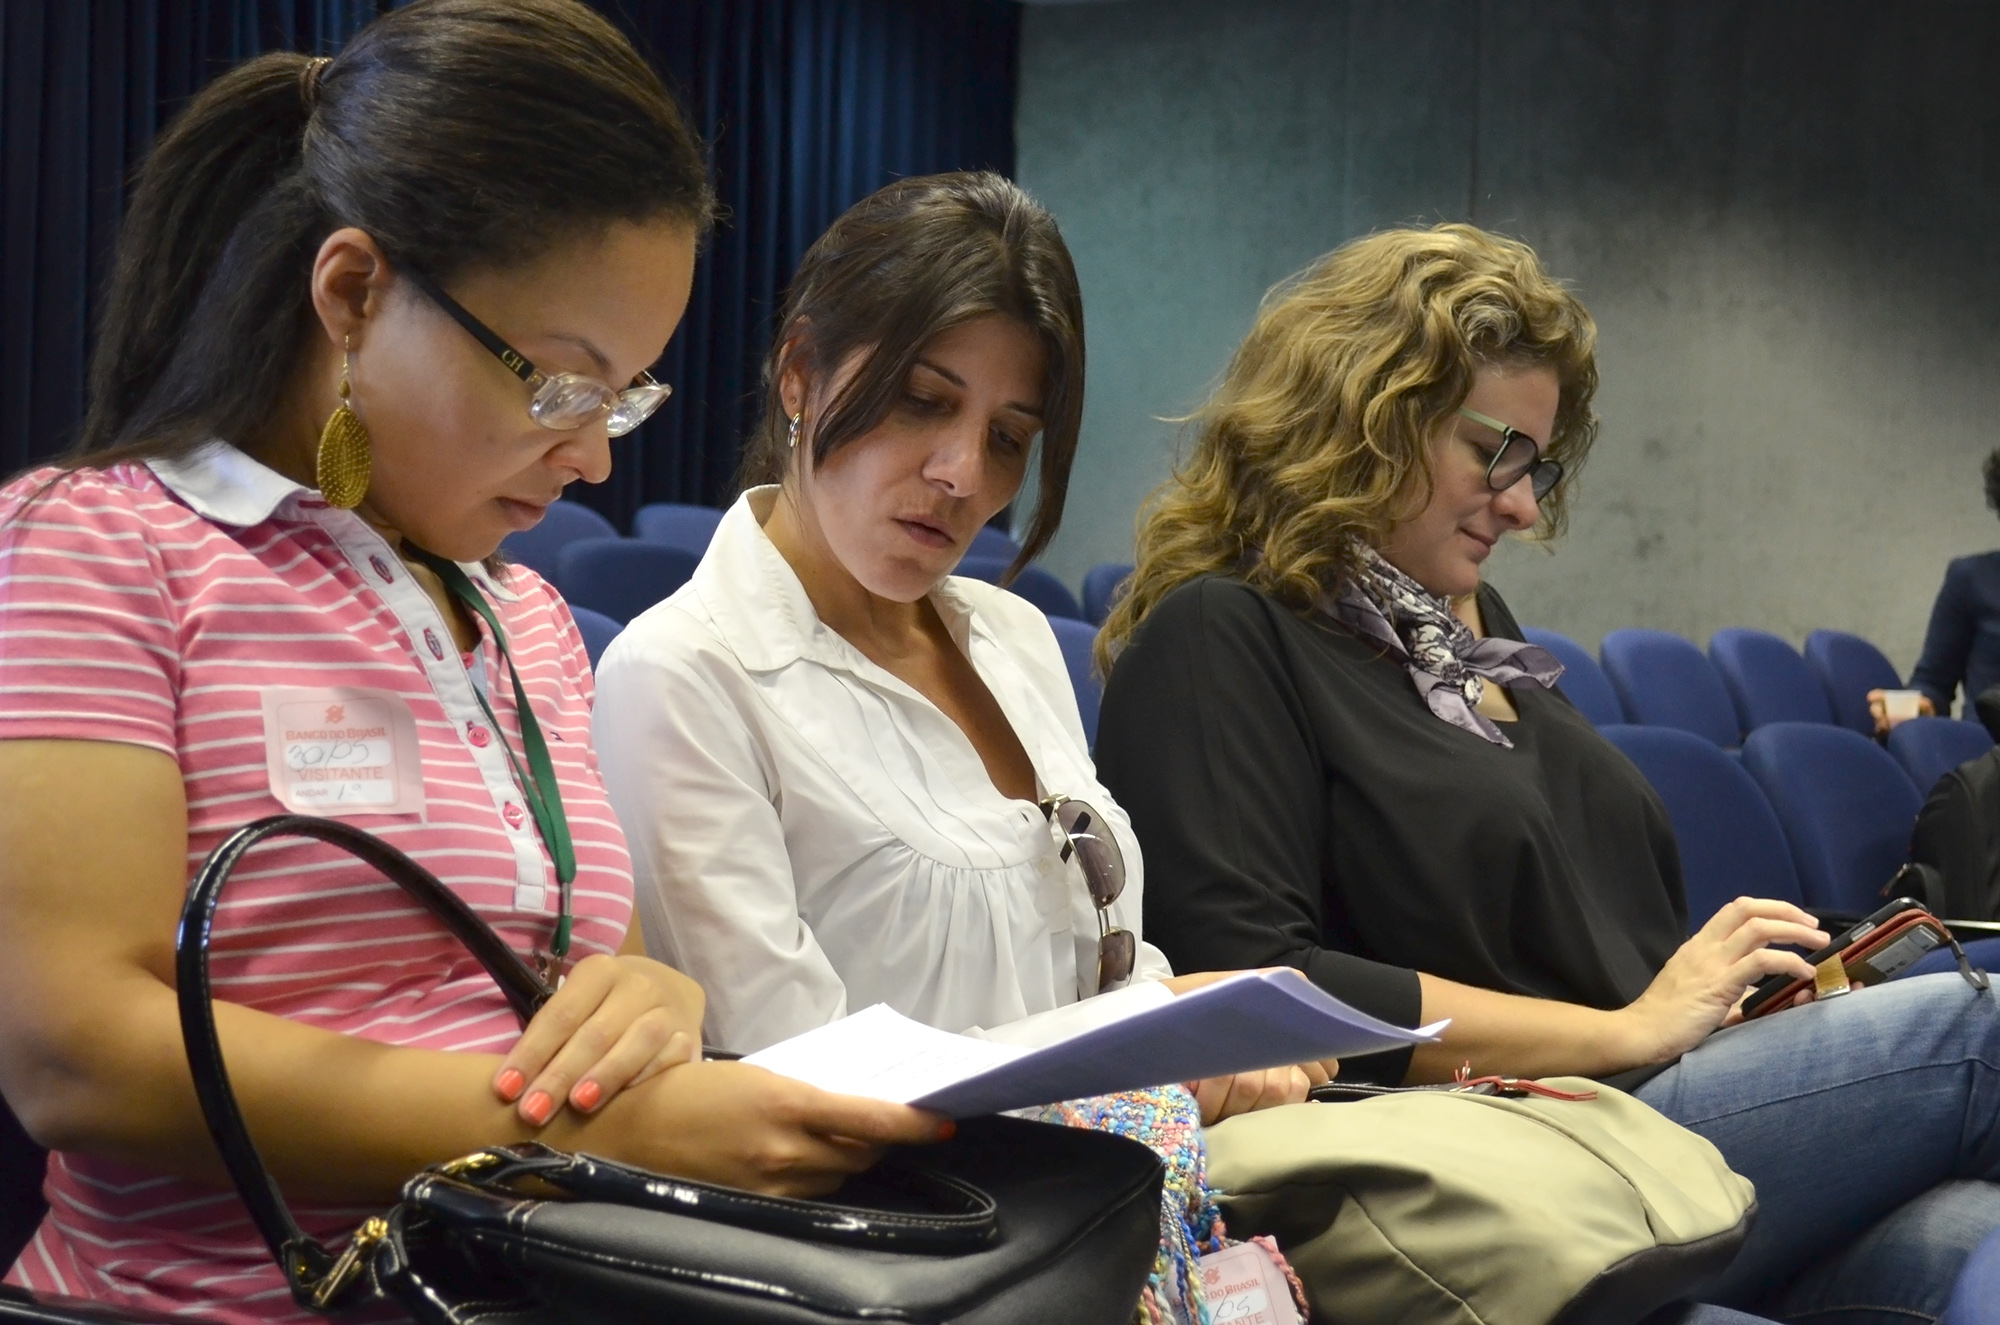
left=1017, top=0, right=2000, bottom=687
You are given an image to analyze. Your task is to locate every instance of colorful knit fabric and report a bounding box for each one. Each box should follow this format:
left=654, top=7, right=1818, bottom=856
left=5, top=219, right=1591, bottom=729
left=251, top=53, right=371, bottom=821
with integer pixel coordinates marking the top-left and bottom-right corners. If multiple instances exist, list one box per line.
left=1026, top=1086, right=1309, bottom=1324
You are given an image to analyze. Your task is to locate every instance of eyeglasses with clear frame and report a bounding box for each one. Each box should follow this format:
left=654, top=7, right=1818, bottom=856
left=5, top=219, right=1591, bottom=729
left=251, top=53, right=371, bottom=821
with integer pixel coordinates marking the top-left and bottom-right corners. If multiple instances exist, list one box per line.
left=402, top=267, right=672, bottom=438
left=1457, top=406, right=1563, bottom=501
left=1041, top=795, right=1137, bottom=990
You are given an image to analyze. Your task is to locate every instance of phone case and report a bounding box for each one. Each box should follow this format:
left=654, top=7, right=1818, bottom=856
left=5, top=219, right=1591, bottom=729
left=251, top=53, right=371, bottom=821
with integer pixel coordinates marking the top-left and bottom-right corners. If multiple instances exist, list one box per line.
left=1743, top=909, right=1950, bottom=1020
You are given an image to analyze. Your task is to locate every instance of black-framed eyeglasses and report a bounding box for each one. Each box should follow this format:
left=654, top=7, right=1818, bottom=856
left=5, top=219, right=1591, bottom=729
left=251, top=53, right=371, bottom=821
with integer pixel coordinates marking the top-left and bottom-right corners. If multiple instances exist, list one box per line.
left=402, top=268, right=671, bottom=438
left=1041, top=795, right=1136, bottom=989
left=1458, top=407, right=1563, bottom=501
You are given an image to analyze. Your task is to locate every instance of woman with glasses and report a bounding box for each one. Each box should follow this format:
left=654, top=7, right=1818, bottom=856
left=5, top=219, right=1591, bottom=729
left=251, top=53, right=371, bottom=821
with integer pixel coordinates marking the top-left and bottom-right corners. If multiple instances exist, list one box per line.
left=1093, top=223, right=2000, bottom=1323
left=0, top=4, right=944, bottom=1318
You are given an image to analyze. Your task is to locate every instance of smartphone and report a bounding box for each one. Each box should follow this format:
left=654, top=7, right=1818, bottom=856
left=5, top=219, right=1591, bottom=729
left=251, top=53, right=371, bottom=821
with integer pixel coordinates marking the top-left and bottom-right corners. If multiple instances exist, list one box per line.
left=1739, top=896, right=1948, bottom=1020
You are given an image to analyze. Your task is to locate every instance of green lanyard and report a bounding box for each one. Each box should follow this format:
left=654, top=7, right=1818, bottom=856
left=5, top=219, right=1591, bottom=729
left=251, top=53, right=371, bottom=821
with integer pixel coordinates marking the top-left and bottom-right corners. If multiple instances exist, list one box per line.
left=406, top=547, right=578, bottom=960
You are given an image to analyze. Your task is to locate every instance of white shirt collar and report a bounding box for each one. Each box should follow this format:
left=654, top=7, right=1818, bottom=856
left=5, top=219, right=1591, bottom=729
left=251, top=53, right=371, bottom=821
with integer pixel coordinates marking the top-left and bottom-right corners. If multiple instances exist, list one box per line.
left=147, top=441, right=307, bottom=527
left=695, top=486, right=983, bottom=673
left=145, top=440, right=519, bottom=602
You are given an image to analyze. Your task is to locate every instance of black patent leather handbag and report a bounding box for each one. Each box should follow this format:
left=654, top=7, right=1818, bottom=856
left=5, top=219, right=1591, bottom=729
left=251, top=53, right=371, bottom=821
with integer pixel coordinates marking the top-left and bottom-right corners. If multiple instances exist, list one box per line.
left=2, top=815, right=1166, bottom=1324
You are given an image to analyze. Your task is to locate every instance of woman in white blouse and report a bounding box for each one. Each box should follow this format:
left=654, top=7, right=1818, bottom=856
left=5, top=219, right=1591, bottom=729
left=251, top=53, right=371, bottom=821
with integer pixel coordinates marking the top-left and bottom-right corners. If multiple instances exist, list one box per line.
left=594, top=172, right=1319, bottom=1121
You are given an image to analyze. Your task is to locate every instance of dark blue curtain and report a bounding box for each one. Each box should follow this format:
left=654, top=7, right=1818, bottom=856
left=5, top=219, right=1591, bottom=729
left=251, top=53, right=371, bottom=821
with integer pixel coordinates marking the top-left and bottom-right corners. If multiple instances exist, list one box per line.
left=0, top=2, right=386, bottom=481
left=0, top=0, right=1020, bottom=525
left=565, top=0, right=1022, bottom=525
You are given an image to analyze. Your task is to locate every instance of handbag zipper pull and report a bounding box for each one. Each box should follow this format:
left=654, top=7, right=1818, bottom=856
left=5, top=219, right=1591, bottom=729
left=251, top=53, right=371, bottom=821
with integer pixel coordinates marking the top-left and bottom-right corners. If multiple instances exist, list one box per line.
left=310, top=1216, right=389, bottom=1308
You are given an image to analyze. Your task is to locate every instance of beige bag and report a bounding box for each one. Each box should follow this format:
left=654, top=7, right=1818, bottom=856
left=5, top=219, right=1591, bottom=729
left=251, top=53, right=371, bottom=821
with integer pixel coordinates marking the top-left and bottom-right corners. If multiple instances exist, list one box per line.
left=1205, top=1079, right=1757, bottom=1325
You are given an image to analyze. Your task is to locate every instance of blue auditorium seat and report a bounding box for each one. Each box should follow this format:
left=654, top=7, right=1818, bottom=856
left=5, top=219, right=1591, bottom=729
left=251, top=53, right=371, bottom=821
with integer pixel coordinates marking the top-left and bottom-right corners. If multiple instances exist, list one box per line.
left=1804, top=629, right=1903, bottom=737
left=554, top=540, right=701, bottom=624
left=954, top=556, right=1086, bottom=620
left=631, top=502, right=724, bottom=556
left=970, top=525, right=1020, bottom=560
left=1600, top=724, right=1805, bottom=931
left=1600, top=628, right=1741, bottom=747
left=1740, top=722, right=1924, bottom=915
left=1943, top=1215, right=2000, bottom=1324
left=1082, top=562, right=1134, bottom=627
left=1046, top=617, right=1103, bottom=749
left=499, top=498, right=617, bottom=582
left=1886, top=716, right=1994, bottom=797
left=569, top=605, right=625, bottom=668
left=1522, top=627, right=1624, bottom=727
left=1708, top=628, right=1834, bottom=732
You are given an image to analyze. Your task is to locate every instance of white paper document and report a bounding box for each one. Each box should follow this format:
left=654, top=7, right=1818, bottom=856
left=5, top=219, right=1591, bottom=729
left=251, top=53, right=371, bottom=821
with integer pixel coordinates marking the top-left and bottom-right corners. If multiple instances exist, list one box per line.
left=743, top=970, right=1447, bottom=1117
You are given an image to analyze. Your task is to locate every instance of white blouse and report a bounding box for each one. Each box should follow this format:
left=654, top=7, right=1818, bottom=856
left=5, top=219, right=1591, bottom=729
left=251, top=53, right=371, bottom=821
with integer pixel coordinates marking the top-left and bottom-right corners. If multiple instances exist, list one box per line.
left=593, top=488, right=1172, bottom=1053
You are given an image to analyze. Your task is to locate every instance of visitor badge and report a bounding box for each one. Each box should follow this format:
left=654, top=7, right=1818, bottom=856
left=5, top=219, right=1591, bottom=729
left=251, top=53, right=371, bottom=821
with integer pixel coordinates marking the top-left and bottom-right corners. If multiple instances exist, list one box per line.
left=1199, top=1242, right=1301, bottom=1325
left=261, top=688, right=426, bottom=816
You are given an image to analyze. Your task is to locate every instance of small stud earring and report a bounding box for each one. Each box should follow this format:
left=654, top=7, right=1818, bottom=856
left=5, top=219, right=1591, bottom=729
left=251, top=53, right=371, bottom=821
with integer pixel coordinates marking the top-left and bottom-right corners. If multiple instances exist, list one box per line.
left=787, top=412, right=802, bottom=450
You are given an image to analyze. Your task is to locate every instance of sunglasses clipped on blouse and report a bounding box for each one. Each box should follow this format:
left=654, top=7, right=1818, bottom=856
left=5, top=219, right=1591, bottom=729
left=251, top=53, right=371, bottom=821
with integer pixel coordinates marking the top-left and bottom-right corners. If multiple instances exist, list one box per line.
left=1041, top=795, right=1137, bottom=990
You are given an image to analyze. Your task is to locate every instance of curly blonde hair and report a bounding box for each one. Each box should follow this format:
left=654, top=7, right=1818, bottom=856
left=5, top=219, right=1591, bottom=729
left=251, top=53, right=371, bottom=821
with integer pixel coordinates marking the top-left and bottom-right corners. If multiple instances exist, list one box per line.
left=1098, top=223, right=1599, bottom=672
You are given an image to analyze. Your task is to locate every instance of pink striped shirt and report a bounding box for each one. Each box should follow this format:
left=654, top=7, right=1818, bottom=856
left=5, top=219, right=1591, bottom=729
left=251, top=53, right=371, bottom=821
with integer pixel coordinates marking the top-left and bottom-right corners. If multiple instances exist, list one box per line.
left=0, top=444, right=633, bottom=1321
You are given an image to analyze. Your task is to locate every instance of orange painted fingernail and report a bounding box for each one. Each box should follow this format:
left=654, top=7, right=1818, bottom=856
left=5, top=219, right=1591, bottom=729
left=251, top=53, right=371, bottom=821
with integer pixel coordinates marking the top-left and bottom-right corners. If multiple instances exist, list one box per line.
left=937, top=1120, right=957, bottom=1141
left=495, top=1068, right=525, bottom=1101
left=571, top=1079, right=602, bottom=1113
left=521, top=1090, right=553, bottom=1126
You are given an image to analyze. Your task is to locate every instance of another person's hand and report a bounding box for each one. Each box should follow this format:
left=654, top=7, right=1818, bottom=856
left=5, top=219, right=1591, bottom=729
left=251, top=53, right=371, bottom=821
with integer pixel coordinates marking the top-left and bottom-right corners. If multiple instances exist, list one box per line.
left=1868, top=688, right=1935, bottom=738
left=1160, top=970, right=1245, bottom=995
left=1163, top=969, right=1341, bottom=1122
left=1190, top=1065, right=1312, bottom=1124
left=577, top=1060, right=951, bottom=1198
left=494, top=953, right=706, bottom=1126
left=1618, top=897, right=1827, bottom=1064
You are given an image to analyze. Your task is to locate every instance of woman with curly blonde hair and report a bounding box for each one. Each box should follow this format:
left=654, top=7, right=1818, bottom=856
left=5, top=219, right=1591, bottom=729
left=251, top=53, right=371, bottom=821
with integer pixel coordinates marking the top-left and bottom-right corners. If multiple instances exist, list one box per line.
left=1097, top=223, right=1595, bottom=672
left=1095, top=223, right=2000, bottom=1321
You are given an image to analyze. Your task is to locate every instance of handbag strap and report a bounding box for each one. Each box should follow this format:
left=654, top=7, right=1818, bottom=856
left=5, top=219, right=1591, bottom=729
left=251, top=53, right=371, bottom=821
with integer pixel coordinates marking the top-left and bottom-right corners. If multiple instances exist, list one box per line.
left=436, top=1142, right=998, bottom=1252
left=175, top=814, right=555, bottom=1297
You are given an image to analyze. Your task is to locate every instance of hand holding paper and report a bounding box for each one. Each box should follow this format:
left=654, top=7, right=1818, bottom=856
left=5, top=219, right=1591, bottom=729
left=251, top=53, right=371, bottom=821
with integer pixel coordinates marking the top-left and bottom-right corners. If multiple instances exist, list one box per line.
left=745, top=970, right=1446, bottom=1118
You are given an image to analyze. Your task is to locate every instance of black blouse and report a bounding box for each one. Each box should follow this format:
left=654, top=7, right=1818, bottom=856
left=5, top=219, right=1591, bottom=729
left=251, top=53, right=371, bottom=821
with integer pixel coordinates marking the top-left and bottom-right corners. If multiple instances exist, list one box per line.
left=1096, top=575, right=1687, bottom=1082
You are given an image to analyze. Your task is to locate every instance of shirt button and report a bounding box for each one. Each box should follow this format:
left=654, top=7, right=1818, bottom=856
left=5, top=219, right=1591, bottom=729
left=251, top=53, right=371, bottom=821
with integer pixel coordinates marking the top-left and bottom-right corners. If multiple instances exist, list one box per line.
left=368, top=555, right=395, bottom=583
left=503, top=802, right=526, bottom=829
left=468, top=724, right=491, bottom=748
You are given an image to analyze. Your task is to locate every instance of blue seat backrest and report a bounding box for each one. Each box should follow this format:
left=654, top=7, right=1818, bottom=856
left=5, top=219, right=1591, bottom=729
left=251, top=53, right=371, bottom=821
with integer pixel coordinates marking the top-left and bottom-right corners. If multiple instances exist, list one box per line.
left=1600, top=628, right=1741, bottom=747
left=1045, top=617, right=1103, bottom=748
left=499, top=499, right=618, bottom=582
left=1803, top=629, right=1903, bottom=736
left=969, top=525, right=1020, bottom=560
left=569, top=605, right=625, bottom=669
left=1740, top=722, right=1924, bottom=914
left=553, top=540, right=701, bottom=625
left=1599, top=723, right=1804, bottom=930
left=631, top=503, right=724, bottom=556
left=1708, top=628, right=1833, bottom=732
left=954, top=556, right=1086, bottom=620
left=1885, top=716, right=1994, bottom=797
left=1082, top=562, right=1135, bottom=627
left=1521, top=627, right=1624, bottom=727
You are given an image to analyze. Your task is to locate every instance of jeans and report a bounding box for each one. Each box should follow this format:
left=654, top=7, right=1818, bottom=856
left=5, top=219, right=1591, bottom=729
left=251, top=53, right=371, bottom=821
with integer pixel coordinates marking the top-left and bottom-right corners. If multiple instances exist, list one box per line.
left=1635, top=973, right=2000, bottom=1323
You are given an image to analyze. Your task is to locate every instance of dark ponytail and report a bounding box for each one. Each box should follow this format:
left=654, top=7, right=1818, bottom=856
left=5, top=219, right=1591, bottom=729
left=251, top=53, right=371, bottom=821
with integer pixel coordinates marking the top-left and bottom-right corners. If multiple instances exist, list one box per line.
left=75, top=0, right=712, bottom=464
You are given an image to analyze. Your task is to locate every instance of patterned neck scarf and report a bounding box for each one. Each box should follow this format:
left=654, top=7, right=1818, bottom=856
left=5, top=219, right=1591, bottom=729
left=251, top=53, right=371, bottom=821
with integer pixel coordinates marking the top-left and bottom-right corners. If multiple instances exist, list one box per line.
left=1323, top=543, right=1564, bottom=748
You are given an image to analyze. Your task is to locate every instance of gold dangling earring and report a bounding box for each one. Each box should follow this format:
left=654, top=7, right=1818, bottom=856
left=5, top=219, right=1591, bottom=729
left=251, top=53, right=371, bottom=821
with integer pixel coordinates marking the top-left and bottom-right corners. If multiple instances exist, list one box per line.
left=316, top=336, right=372, bottom=509
left=787, top=412, right=802, bottom=450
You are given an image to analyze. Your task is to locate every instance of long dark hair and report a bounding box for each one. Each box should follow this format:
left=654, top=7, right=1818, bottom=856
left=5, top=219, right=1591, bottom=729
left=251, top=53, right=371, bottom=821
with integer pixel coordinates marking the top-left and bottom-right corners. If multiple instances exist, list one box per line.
left=738, top=172, right=1085, bottom=575
left=73, top=0, right=712, bottom=467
